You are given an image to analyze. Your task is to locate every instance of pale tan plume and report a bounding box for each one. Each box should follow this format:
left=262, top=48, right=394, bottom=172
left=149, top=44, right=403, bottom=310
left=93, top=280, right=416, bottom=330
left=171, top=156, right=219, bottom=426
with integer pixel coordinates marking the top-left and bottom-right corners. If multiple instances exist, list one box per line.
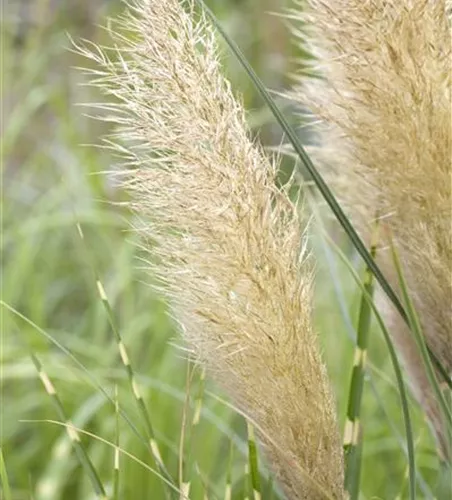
left=290, top=0, right=451, bottom=456
left=78, top=0, right=345, bottom=497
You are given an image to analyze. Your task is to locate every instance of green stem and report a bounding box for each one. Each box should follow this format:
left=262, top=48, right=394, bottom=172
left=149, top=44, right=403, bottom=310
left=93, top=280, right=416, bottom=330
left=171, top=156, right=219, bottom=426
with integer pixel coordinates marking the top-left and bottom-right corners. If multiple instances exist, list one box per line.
left=343, top=222, right=379, bottom=498
left=75, top=222, right=176, bottom=495
left=323, top=232, right=416, bottom=500
left=247, top=422, right=262, bottom=500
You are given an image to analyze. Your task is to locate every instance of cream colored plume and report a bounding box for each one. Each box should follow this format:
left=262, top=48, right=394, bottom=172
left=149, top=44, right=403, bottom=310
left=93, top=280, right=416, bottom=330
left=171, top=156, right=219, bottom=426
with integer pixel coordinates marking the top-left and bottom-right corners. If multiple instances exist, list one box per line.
left=290, top=0, right=451, bottom=455
left=78, top=0, right=345, bottom=497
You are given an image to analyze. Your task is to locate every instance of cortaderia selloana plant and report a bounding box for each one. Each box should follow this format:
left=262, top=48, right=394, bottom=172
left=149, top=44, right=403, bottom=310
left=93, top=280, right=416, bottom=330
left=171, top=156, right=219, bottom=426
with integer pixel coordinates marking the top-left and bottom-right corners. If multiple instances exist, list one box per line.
left=289, top=0, right=451, bottom=458
left=77, top=0, right=345, bottom=498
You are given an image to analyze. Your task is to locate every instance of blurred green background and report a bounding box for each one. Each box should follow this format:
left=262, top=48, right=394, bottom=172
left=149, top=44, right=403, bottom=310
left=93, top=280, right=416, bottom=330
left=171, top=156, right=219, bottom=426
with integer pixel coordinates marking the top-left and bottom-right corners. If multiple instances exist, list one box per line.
left=2, top=1, right=444, bottom=499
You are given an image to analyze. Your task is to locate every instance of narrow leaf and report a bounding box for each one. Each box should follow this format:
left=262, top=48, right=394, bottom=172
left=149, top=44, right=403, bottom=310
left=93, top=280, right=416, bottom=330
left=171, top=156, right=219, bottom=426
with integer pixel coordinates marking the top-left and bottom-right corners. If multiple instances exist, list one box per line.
left=247, top=422, right=261, bottom=500
left=30, top=355, right=107, bottom=498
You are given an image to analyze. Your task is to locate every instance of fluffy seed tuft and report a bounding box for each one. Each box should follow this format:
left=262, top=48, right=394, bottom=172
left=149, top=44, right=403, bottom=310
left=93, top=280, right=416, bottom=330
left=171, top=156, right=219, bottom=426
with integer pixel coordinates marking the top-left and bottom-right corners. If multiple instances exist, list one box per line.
left=79, top=0, right=345, bottom=497
left=290, top=0, right=451, bottom=455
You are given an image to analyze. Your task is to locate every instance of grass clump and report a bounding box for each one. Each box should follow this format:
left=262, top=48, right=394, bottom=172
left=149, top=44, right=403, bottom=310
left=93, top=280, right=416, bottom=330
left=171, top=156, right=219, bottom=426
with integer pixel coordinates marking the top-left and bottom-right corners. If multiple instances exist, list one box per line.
left=2, top=1, right=451, bottom=499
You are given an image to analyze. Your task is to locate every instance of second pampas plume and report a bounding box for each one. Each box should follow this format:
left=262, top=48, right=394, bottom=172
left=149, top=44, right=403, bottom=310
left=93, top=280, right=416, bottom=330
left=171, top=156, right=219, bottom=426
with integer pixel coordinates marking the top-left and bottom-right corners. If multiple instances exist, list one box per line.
left=290, top=0, right=451, bottom=456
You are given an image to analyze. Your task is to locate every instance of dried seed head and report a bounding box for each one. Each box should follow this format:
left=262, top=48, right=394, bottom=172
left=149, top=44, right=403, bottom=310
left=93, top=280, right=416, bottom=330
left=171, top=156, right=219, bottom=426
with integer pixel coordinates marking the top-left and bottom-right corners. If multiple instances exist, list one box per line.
left=291, top=0, right=451, bottom=455
left=79, top=0, right=345, bottom=497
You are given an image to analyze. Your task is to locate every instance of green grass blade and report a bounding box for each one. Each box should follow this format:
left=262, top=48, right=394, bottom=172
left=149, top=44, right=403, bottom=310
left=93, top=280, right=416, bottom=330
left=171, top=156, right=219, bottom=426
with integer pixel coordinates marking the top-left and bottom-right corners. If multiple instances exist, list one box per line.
left=113, top=386, right=120, bottom=500
left=0, top=449, right=12, bottom=500
left=322, top=232, right=417, bottom=500
left=0, top=301, right=149, bottom=450
left=390, top=239, right=452, bottom=452
left=182, top=367, right=205, bottom=500
left=30, top=355, right=107, bottom=498
left=246, top=422, right=261, bottom=500
left=192, top=368, right=205, bottom=428
left=197, top=0, right=451, bottom=389
left=24, top=420, right=183, bottom=496
left=75, top=222, right=175, bottom=491
left=178, top=361, right=193, bottom=500
left=33, top=392, right=108, bottom=500
left=343, top=222, right=379, bottom=498
left=244, top=462, right=250, bottom=500
left=193, top=462, right=214, bottom=500
left=224, top=441, right=233, bottom=500
left=344, top=428, right=363, bottom=500
left=266, top=476, right=274, bottom=500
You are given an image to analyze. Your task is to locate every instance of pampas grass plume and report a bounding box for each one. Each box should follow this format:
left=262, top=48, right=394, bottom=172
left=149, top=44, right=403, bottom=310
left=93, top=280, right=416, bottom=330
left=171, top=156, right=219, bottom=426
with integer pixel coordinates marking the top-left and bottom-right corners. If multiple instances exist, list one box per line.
left=291, top=0, right=451, bottom=455
left=78, top=0, right=345, bottom=497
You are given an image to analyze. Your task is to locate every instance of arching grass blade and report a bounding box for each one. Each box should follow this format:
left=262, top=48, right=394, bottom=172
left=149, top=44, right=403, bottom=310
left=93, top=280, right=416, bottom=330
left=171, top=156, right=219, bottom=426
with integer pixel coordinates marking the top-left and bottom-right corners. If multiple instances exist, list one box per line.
left=390, top=238, right=452, bottom=458
left=75, top=222, right=176, bottom=493
left=30, top=355, right=107, bottom=499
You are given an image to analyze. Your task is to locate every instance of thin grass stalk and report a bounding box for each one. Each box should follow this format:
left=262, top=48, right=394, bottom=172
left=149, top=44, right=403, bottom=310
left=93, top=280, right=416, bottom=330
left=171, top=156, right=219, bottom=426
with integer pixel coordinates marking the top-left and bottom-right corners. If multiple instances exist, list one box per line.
left=179, top=367, right=205, bottom=499
left=246, top=422, right=262, bottom=500
left=0, top=302, right=149, bottom=452
left=343, top=221, right=379, bottom=497
left=193, top=462, right=215, bottom=500
left=186, top=367, right=206, bottom=497
left=197, top=0, right=451, bottom=389
left=267, top=476, right=274, bottom=500
left=224, top=442, right=233, bottom=500
left=75, top=222, right=175, bottom=491
left=319, top=233, right=417, bottom=500
left=30, top=355, right=107, bottom=499
left=346, top=432, right=363, bottom=500
left=113, top=386, right=120, bottom=500
left=244, top=463, right=250, bottom=500
left=28, top=420, right=184, bottom=496
left=390, top=238, right=452, bottom=459
left=179, top=361, right=193, bottom=500
left=192, top=368, right=205, bottom=428
left=396, top=434, right=423, bottom=500
left=0, top=449, right=12, bottom=500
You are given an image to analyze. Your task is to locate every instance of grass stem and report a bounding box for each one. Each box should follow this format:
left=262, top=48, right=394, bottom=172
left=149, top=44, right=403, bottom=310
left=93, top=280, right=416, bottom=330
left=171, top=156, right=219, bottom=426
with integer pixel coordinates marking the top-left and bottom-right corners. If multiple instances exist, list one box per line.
left=343, top=221, right=379, bottom=498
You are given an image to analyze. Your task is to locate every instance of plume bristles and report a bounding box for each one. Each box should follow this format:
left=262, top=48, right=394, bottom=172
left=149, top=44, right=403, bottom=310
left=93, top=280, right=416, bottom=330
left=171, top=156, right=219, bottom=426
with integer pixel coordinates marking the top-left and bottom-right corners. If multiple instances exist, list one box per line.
left=79, top=0, right=345, bottom=497
left=291, top=0, right=451, bottom=454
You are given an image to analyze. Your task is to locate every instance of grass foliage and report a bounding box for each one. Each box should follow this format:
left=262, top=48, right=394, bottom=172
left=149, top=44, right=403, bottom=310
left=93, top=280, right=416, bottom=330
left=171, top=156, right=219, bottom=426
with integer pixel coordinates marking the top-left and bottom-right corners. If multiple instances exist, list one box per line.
left=2, top=1, right=451, bottom=499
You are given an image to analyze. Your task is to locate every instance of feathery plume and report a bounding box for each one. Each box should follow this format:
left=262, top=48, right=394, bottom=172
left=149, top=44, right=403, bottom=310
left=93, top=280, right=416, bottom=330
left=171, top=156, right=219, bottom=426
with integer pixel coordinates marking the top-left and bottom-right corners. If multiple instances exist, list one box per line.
left=78, top=0, right=345, bottom=497
left=290, top=0, right=451, bottom=455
